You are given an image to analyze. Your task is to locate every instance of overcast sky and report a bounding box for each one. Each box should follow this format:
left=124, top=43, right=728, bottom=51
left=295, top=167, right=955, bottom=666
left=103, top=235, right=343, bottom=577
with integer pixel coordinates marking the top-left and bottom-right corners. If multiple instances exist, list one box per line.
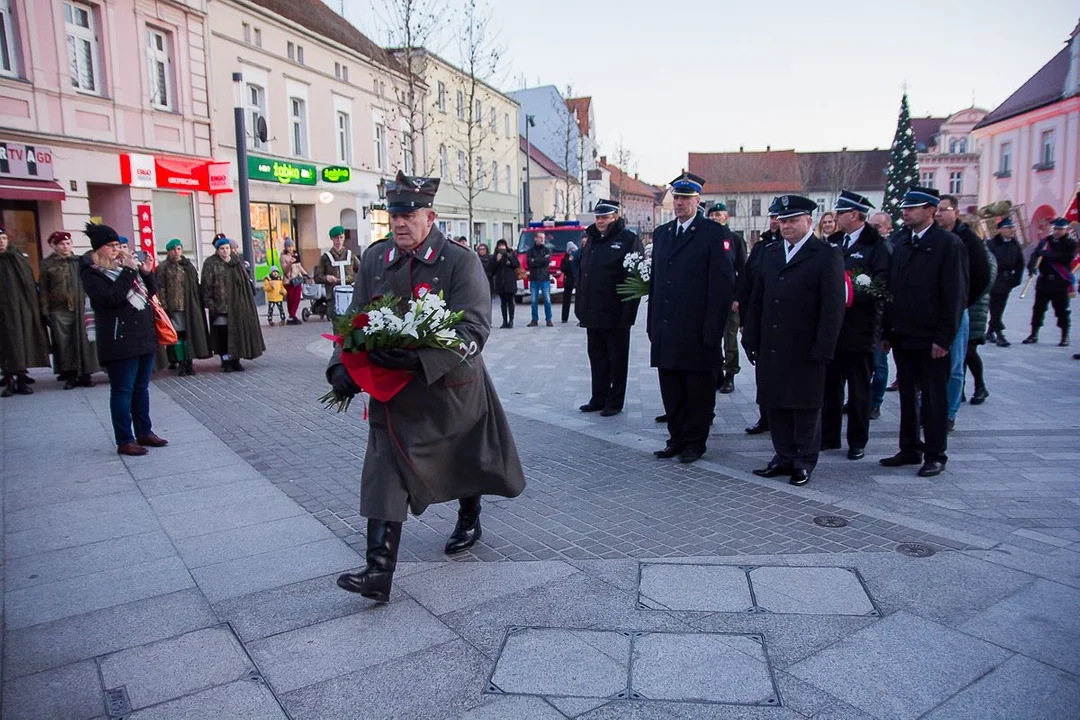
left=332, top=0, right=1079, bottom=183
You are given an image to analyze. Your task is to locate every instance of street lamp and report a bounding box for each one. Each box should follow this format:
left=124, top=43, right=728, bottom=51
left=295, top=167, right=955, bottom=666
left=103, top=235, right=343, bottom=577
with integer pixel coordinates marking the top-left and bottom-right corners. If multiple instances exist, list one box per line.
left=232, top=72, right=255, bottom=279
left=524, top=114, right=535, bottom=225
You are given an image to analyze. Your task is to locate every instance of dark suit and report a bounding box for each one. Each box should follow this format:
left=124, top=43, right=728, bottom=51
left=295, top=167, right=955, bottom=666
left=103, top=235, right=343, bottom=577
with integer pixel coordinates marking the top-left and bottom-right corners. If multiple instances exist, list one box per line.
left=743, top=233, right=845, bottom=471
left=822, top=225, right=891, bottom=451
left=649, top=216, right=735, bottom=454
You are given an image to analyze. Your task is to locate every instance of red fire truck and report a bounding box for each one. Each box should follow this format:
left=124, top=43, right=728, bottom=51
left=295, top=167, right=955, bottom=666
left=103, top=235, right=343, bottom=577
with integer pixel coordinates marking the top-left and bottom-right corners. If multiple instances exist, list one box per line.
left=516, top=220, right=588, bottom=302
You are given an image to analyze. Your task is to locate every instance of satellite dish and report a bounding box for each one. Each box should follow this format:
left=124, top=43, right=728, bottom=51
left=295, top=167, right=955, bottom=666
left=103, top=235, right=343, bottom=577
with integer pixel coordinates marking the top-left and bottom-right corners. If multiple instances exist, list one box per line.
left=319, top=191, right=334, bottom=204
left=256, top=116, right=268, bottom=143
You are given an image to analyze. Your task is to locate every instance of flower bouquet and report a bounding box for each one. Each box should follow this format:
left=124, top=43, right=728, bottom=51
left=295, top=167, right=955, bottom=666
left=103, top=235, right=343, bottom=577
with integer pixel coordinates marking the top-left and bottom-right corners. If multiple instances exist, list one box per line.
left=320, top=284, right=470, bottom=411
left=846, top=267, right=891, bottom=303
left=616, top=252, right=651, bottom=300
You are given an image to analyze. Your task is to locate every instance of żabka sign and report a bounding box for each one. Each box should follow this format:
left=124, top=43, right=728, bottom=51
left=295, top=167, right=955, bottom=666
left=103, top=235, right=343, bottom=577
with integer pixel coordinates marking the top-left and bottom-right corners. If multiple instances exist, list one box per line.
left=120, top=154, right=233, bottom=195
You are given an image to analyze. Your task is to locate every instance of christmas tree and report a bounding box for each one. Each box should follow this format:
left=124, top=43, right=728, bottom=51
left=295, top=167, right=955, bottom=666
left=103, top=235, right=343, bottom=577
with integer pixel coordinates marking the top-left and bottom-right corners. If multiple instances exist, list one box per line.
left=881, top=93, right=920, bottom=229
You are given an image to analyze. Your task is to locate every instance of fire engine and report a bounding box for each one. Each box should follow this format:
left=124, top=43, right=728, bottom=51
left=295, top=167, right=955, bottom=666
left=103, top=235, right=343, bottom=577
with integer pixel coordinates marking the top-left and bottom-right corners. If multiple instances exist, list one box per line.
left=515, top=220, right=588, bottom=302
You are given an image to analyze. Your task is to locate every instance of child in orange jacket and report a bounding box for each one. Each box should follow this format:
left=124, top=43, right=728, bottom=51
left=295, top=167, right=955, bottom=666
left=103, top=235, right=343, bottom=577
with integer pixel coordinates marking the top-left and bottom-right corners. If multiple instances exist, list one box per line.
left=263, top=268, right=286, bottom=325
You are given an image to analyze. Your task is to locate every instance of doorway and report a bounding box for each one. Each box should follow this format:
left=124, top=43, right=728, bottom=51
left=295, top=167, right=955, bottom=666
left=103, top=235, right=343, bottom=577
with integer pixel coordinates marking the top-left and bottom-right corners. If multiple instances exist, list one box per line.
left=250, top=202, right=296, bottom=281
left=0, top=202, right=40, bottom=277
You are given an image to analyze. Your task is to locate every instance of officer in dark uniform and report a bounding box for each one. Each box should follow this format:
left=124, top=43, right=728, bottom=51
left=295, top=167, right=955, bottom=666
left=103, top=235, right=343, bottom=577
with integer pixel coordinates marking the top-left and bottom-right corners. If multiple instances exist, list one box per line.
left=821, top=190, right=891, bottom=460
left=707, top=202, right=747, bottom=394
left=1022, top=217, right=1077, bottom=347
left=649, top=172, right=735, bottom=464
left=743, top=195, right=845, bottom=486
left=738, top=199, right=783, bottom=435
left=576, top=199, right=645, bottom=417
left=986, top=217, right=1025, bottom=346
left=879, top=187, right=967, bottom=478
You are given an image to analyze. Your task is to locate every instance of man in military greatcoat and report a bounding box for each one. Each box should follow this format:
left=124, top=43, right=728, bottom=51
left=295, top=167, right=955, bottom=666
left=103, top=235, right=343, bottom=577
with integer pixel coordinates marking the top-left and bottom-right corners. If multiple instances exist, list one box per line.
left=1022, top=217, right=1077, bottom=347
left=327, top=171, right=525, bottom=603
left=986, top=216, right=1025, bottom=346
left=707, top=202, right=747, bottom=394
left=648, top=172, right=735, bottom=464
left=315, top=225, right=361, bottom=320
left=743, top=195, right=845, bottom=486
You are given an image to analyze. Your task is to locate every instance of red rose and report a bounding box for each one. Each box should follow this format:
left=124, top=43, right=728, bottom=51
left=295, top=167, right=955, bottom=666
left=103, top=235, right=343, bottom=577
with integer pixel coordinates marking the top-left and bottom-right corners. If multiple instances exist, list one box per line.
left=351, top=313, right=370, bottom=330
left=414, top=283, right=433, bottom=298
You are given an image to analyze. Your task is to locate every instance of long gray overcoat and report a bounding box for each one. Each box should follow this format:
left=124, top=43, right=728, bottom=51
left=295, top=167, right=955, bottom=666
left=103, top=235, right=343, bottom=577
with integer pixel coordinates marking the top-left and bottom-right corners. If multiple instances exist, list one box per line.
left=328, top=227, right=526, bottom=521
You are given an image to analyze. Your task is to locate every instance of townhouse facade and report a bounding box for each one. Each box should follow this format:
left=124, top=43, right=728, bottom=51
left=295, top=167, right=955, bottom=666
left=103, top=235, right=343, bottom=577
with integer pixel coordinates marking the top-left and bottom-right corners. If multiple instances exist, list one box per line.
left=911, top=109, right=987, bottom=213
left=519, top=136, right=581, bottom=223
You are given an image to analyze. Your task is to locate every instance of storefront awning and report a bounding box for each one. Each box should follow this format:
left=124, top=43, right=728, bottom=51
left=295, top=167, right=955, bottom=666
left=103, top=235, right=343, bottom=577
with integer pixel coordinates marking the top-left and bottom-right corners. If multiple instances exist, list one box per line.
left=0, top=178, right=67, bottom=202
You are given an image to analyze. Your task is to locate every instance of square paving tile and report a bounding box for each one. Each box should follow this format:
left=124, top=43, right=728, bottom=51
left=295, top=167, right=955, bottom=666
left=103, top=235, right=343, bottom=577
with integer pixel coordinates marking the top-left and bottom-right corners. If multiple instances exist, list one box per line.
left=637, top=563, right=753, bottom=612
left=488, top=628, right=630, bottom=699
left=749, top=567, right=878, bottom=617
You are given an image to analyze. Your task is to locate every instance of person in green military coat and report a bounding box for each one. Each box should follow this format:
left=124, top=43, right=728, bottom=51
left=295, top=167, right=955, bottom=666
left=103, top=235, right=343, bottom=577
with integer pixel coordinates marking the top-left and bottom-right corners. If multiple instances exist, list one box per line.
left=201, top=236, right=265, bottom=372
left=0, top=226, right=50, bottom=397
left=39, top=230, right=99, bottom=388
left=328, top=171, right=526, bottom=603
left=157, top=239, right=211, bottom=376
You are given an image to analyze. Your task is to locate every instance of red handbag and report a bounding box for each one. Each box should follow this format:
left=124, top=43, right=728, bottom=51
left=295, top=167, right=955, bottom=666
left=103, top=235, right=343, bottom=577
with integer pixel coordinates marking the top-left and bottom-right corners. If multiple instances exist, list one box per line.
left=151, top=297, right=178, bottom=345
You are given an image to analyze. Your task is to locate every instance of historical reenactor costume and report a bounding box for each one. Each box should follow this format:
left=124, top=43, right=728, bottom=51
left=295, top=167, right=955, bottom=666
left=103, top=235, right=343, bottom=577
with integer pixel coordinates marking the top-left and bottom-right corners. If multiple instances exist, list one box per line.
left=743, top=195, right=845, bottom=485
left=201, top=236, right=265, bottom=372
left=314, top=225, right=360, bottom=320
left=822, top=191, right=891, bottom=460
left=39, top=230, right=99, bottom=388
left=648, top=173, right=735, bottom=464
left=328, top=171, right=525, bottom=603
left=986, top=217, right=1025, bottom=346
left=1022, top=218, right=1076, bottom=347
left=879, top=187, right=967, bottom=477
left=0, top=226, right=50, bottom=397
left=156, top=239, right=211, bottom=375
left=706, top=202, right=747, bottom=394
left=576, top=199, right=645, bottom=417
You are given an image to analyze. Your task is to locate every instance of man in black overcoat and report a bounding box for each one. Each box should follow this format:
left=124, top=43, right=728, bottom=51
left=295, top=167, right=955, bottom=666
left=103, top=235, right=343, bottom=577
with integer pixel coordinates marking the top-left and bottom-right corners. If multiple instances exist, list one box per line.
left=707, top=202, right=747, bottom=394
left=986, top=216, right=1025, bottom=346
left=648, top=173, right=735, bottom=464
left=879, top=187, right=967, bottom=478
left=1022, top=217, right=1077, bottom=347
left=822, top=190, right=891, bottom=460
left=576, top=199, right=645, bottom=417
left=743, top=195, right=845, bottom=486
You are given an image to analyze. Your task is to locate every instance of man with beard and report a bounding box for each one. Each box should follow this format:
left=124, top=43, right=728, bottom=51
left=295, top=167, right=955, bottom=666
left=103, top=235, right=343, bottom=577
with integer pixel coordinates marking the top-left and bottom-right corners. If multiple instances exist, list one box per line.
left=315, top=225, right=360, bottom=320
left=1022, top=218, right=1077, bottom=347
left=649, top=172, right=735, bottom=464
left=39, top=230, right=99, bottom=388
left=201, top=236, right=265, bottom=372
left=743, top=195, right=845, bottom=486
left=986, top=217, right=1025, bottom=346
left=328, top=171, right=525, bottom=603
left=156, top=239, right=211, bottom=375
left=576, top=199, right=645, bottom=417
left=0, top=226, right=49, bottom=396
left=821, top=191, right=891, bottom=460
left=707, top=202, right=747, bottom=394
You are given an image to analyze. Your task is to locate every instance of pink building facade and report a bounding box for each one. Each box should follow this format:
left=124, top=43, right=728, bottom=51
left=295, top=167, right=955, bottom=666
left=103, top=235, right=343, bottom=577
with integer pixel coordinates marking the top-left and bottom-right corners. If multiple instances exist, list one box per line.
left=0, top=0, right=227, bottom=274
left=972, top=21, right=1080, bottom=241
left=917, top=108, right=987, bottom=213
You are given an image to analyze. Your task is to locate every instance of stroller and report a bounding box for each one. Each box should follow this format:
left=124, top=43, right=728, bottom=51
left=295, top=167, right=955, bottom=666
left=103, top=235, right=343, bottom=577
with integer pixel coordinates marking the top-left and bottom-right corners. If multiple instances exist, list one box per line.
left=300, top=281, right=328, bottom=322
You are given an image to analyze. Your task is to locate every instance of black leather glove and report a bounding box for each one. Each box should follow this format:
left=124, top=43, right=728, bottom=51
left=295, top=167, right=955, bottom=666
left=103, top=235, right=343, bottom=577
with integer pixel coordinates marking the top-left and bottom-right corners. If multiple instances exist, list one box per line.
left=369, top=347, right=422, bottom=372
left=329, top=364, right=360, bottom=398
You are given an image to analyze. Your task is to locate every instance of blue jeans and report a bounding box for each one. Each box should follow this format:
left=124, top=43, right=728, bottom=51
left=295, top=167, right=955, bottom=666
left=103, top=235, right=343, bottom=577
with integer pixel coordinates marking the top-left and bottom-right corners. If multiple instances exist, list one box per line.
left=946, top=309, right=970, bottom=421
left=530, top=280, right=552, bottom=322
left=872, top=344, right=889, bottom=409
left=105, top=353, right=156, bottom=445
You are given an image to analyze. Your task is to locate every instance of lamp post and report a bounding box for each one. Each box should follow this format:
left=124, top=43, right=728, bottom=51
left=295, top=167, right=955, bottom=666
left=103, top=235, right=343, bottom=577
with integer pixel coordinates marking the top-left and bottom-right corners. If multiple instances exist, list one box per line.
left=232, top=72, right=255, bottom=279
left=524, top=114, right=535, bottom=225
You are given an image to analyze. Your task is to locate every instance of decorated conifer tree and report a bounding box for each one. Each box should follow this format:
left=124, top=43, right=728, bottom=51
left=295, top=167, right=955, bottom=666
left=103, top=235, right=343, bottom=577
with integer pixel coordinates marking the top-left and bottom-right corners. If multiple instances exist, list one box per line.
left=882, top=93, right=920, bottom=228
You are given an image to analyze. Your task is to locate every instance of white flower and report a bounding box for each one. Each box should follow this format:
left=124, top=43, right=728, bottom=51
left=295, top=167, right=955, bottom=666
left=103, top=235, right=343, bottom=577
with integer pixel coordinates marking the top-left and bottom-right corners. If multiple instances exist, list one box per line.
left=854, top=274, right=872, bottom=287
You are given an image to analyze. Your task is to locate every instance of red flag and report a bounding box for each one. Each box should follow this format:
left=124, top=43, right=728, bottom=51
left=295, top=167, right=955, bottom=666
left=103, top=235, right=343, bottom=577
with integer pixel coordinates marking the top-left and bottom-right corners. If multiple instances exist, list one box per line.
left=1065, top=192, right=1078, bottom=223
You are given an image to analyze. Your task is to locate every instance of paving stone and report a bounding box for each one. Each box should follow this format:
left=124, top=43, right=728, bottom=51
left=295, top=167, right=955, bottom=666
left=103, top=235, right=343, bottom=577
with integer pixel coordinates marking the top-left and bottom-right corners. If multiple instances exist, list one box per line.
left=787, top=611, right=1011, bottom=720
left=453, top=695, right=568, bottom=719
left=490, top=628, right=629, bottom=698
left=125, top=679, right=288, bottom=720
left=135, top=465, right=267, bottom=497
left=924, top=654, right=1080, bottom=719
left=637, top=563, right=753, bottom=612
left=632, top=631, right=776, bottom=705
left=546, top=696, right=612, bottom=717
left=173, top=514, right=335, bottom=568
left=146, top=479, right=286, bottom=516
left=99, top=626, right=254, bottom=710
left=396, top=560, right=579, bottom=616
left=4, top=530, right=176, bottom=591
left=5, top=494, right=161, bottom=559
left=4, top=472, right=136, bottom=513
left=1, top=659, right=103, bottom=720
left=157, top=493, right=305, bottom=541
left=749, top=567, right=875, bottom=616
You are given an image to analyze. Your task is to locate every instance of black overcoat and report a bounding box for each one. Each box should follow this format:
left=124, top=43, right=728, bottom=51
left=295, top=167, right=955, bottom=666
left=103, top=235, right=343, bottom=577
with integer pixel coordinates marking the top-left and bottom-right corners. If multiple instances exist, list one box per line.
left=647, top=217, right=735, bottom=371
left=743, top=236, right=845, bottom=410
left=80, top=254, right=160, bottom=366
left=1028, top=234, right=1078, bottom=294
left=575, top=219, right=644, bottom=329
left=988, top=235, right=1024, bottom=295
left=734, top=235, right=780, bottom=310
left=488, top=247, right=520, bottom=295
left=826, top=224, right=891, bottom=352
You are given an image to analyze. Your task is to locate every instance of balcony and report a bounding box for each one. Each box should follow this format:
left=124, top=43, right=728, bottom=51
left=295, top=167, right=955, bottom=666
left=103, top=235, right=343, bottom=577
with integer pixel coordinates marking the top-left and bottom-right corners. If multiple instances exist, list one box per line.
left=1032, top=161, right=1055, bottom=172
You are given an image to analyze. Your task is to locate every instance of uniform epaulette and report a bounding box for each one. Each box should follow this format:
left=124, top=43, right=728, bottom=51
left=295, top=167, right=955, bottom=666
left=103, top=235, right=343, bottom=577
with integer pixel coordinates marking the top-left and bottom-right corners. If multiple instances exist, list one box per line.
left=449, top=237, right=469, bottom=248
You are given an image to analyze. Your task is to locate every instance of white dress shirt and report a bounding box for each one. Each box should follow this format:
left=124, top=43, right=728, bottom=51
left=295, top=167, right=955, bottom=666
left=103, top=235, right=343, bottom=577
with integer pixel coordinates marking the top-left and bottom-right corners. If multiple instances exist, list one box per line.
left=676, top=217, right=694, bottom=236
left=844, top=224, right=865, bottom=250
left=785, top=230, right=814, bottom=263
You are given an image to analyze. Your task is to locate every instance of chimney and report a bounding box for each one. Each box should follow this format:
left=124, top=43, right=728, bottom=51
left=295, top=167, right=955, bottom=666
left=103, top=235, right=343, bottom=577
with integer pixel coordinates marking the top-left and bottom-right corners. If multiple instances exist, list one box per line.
left=739, top=145, right=744, bottom=152
left=634, top=173, right=638, bottom=180
left=766, top=145, right=771, bottom=152
left=599, top=155, right=607, bottom=165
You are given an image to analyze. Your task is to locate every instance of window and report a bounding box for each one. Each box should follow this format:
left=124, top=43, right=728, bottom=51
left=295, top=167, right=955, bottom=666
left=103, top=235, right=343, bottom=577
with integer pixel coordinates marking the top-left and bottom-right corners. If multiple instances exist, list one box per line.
left=336, top=111, right=351, bottom=164
left=246, top=83, right=266, bottom=150
left=949, top=171, right=962, bottom=194
left=374, top=123, right=387, bottom=171
left=457, top=150, right=466, bottom=183
left=373, top=78, right=379, bottom=94
left=342, top=65, right=348, bottom=82
left=65, top=2, right=100, bottom=94
left=242, top=22, right=250, bottom=44
left=456, top=90, right=464, bottom=120
left=474, top=99, right=481, bottom=125
left=1040, top=129, right=1055, bottom=167
left=287, top=41, right=294, bottom=60
left=297, top=45, right=304, bottom=65
left=958, top=137, right=967, bottom=153
left=948, top=138, right=957, bottom=154
left=489, top=107, right=496, bottom=131
left=379, top=81, right=385, bottom=98
left=998, top=142, right=1012, bottom=176
left=290, top=97, right=307, bottom=157
left=504, top=113, right=511, bottom=137
left=438, top=145, right=449, bottom=177
left=555, top=189, right=562, bottom=214
left=253, top=27, right=261, bottom=47
left=335, top=62, right=340, bottom=78
left=491, top=161, right=498, bottom=192
left=437, top=81, right=446, bottom=112
left=477, top=155, right=485, bottom=187
left=403, top=132, right=414, bottom=174
left=505, top=165, right=511, bottom=195
left=816, top=198, right=826, bottom=213
left=145, top=28, right=172, bottom=110
left=751, top=198, right=761, bottom=216
left=726, top=198, right=737, bottom=216
left=1, top=0, right=18, bottom=76
left=921, top=171, right=935, bottom=189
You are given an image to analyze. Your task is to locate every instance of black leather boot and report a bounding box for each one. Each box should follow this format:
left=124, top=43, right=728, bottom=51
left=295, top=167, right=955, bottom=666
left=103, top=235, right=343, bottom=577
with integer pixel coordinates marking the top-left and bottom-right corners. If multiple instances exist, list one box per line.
left=444, top=496, right=482, bottom=555
left=14, top=374, right=33, bottom=395
left=1022, top=330, right=1038, bottom=344
left=0, top=375, right=13, bottom=398
left=337, top=519, right=402, bottom=602
left=1059, top=329, right=1070, bottom=347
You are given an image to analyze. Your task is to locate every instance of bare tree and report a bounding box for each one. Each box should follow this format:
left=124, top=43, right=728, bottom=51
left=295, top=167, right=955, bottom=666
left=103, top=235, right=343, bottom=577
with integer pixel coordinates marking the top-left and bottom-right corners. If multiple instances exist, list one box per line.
left=822, top=150, right=866, bottom=206
left=551, top=86, right=581, bottom=221
left=608, top=136, right=635, bottom=206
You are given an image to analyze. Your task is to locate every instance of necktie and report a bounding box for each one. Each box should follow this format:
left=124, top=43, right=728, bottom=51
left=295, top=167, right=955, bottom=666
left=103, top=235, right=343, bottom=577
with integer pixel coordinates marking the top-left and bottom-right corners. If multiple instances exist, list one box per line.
left=676, top=225, right=685, bottom=239
left=844, top=234, right=852, bottom=249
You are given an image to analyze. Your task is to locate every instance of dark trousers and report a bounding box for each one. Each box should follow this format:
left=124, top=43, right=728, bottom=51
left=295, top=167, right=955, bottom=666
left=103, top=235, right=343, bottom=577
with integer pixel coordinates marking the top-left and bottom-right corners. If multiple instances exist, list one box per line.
left=658, top=368, right=717, bottom=454
left=1031, top=288, right=1070, bottom=330
left=871, top=345, right=889, bottom=409
left=587, top=328, right=631, bottom=410
left=964, top=341, right=984, bottom=390
left=894, top=346, right=951, bottom=463
left=822, top=350, right=873, bottom=450
left=104, top=352, right=156, bottom=445
left=498, top=293, right=515, bottom=325
left=988, top=292, right=1009, bottom=333
left=561, top=285, right=575, bottom=323
left=766, top=408, right=822, bottom=471
left=716, top=310, right=741, bottom=386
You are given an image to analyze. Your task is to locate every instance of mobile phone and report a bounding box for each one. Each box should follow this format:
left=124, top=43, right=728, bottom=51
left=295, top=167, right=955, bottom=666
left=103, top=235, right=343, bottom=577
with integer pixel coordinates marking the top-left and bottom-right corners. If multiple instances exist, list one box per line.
left=135, top=250, right=148, bottom=263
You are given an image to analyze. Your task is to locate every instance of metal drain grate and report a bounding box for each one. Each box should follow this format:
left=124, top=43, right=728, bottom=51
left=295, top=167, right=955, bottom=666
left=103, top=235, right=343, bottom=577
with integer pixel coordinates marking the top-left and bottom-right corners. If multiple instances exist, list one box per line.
left=813, top=515, right=850, bottom=528
left=896, top=542, right=935, bottom=558
left=105, top=687, right=132, bottom=718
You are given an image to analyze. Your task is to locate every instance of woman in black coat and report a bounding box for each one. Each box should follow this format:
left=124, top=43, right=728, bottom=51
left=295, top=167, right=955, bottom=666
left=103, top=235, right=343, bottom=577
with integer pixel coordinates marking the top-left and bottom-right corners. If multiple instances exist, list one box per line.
left=490, top=239, right=521, bottom=328
left=80, top=223, right=168, bottom=456
left=560, top=241, right=578, bottom=324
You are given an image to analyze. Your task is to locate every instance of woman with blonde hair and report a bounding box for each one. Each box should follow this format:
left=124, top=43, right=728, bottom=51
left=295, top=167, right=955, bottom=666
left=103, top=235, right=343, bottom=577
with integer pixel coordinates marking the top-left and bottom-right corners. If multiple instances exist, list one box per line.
left=816, top=211, right=837, bottom=239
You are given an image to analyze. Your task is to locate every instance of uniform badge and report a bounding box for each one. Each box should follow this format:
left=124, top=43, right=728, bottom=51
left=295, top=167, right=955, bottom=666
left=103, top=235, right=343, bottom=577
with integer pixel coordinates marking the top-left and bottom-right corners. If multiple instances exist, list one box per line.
left=724, top=240, right=731, bottom=251
left=851, top=252, right=864, bottom=259
left=386, top=247, right=397, bottom=263
left=611, top=243, right=622, bottom=249
left=412, top=177, right=426, bottom=190
left=423, top=246, right=435, bottom=261
left=781, top=196, right=790, bottom=208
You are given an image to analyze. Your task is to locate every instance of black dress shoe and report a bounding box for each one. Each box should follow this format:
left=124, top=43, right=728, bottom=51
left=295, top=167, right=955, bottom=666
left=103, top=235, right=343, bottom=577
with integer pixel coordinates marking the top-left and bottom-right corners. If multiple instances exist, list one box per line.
left=63, top=378, right=79, bottom=390
left=970, top=387, right=989, bottom=405
left=653, top=445, right=684, bottom=459
left=655, top=414, right=668, bottom=423
left=789, top=469, right=810, bottom=486
left=886, top=380, right=899, bottom=392
left=879, top=452, right=922, bottom=467
left=753, top=463, right=793, bottom=478
left=1022, top=333, right=1038, bottom=344
left=678, top=449, right=703, bottom=464
left=579, top=403, right=603, bottom=413
left=445, top=498, right=482, bottom=556
left=870, top=406, right=881, bottom=420
left=599, top=408, right=622, bottom=417
left=718, top=378, right=735, bottom=394
left=997, top=335, right=1011, bottom=347
left=917, top=460, right=945, bottom=477
left=744, top=421, right=769, bottom=435
left=821, top=442, right=842, bottom=451
left=847, top=448, right=865, bottom=460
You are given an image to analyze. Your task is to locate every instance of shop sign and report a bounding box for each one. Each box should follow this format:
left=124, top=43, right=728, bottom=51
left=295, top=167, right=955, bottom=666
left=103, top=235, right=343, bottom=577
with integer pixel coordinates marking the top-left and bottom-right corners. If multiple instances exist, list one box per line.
left=248, top=156, right=316, bottom=186
left=321, top=166, right=351, bottom=183
left=0, top=141, right=56, bottom=181
left=120, top=154, right=232, bottom=195
left=137, top=204, right=156, bottom=268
